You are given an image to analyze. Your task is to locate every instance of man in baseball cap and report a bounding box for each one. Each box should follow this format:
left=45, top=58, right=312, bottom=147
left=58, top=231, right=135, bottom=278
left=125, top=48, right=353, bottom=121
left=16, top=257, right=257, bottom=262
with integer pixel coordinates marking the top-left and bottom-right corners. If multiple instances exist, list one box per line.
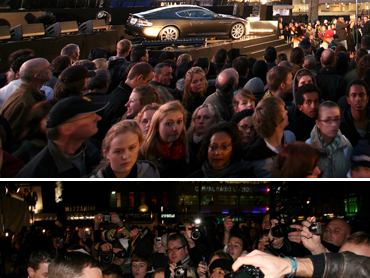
left=16, top=96, right=108, bottom=178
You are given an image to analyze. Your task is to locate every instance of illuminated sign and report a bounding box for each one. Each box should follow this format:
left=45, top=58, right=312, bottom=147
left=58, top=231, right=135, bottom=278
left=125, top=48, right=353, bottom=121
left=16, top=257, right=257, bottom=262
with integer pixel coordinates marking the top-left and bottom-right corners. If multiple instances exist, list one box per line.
left=194, top=186, right=253, bottom=193
left=162, top=214, right=175, bottom=218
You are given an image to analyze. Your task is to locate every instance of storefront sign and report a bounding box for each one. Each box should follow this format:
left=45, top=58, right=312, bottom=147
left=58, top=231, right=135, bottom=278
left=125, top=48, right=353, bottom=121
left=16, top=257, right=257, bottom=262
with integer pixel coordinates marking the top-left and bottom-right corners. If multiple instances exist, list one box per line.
left=194, top=186, right=253, bottom=193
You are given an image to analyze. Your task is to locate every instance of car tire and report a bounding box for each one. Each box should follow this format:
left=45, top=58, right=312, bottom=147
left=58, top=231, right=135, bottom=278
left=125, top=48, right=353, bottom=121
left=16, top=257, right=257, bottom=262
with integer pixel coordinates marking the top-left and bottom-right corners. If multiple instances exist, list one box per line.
left=159, top=26, right=179, bottom=40
left=230, top=23, right=245, bottom=40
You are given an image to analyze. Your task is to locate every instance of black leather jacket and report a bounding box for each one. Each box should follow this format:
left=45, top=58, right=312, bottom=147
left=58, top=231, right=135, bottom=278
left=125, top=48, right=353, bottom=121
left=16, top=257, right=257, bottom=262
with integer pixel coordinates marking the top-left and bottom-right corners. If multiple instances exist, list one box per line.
left=311, top=251, right=370, bottom=278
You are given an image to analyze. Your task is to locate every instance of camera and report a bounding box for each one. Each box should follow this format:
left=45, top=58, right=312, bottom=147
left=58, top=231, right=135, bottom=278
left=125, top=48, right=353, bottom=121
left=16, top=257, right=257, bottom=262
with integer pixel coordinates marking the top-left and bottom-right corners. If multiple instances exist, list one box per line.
left=156, top=237, right=162, bottom=243
left=191, top=224, right=206, bottom=241
left=308, top=222, right=322, bottom=235
left=113, top=233, right=126, bottom=239
left=102, top=215, right=111, bottom=222
left=98, top=249, right=127, bottom=264
left=174, top=265, right=187, bottom=277
left=270, top=198, right=303, bottom=238
left=55, top=238, right=64, bottom=244
left=225, top=265, right=264, bottom=278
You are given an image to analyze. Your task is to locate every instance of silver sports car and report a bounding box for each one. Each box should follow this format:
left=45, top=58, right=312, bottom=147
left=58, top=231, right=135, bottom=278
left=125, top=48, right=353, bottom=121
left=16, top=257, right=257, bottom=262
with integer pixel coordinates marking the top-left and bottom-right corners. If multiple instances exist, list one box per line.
left=125, top=5, right=248, bottom=40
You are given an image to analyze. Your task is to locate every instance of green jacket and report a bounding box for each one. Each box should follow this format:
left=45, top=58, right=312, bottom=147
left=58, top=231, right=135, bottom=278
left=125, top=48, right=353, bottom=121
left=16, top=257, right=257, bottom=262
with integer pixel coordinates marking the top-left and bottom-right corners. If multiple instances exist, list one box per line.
left=306, top=125, right=353, bottom=178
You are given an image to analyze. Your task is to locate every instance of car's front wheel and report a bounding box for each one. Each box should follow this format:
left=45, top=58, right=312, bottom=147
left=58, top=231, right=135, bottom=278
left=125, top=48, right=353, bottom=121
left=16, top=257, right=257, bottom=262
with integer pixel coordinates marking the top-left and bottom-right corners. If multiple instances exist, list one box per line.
left=159, top=26, right=179, bottom=40
left=230, top=23, right=245, bottom=39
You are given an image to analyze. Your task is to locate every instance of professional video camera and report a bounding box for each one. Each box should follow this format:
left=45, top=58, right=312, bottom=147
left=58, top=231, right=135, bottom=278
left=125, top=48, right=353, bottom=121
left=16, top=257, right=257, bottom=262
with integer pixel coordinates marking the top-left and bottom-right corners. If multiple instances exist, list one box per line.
left=270, top=197, right=321, bottom=238
left=97, top=249, right=127, bottom=264
left=225, top=264, right=264, bottom=278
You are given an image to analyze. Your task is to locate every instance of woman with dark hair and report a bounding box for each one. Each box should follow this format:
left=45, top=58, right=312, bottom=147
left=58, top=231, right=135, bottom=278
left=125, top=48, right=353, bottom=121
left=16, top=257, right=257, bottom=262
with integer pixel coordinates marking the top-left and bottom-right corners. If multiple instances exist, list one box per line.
left=124, top=85, right=162, bottom=120
left=188, top=122, right=253, bottom=178
left=12, top=99, right=57, bottom=164
left=230, top=109, right=256, bottom=148
left=45, top=55, right=72, bottom=89
left=271, top=142, right=321, bottom=178
left=335, top=52, right=350, bottom=77
left=357, top=54, right=370, bottom=79
left=53, top=65, right=96, bottom=100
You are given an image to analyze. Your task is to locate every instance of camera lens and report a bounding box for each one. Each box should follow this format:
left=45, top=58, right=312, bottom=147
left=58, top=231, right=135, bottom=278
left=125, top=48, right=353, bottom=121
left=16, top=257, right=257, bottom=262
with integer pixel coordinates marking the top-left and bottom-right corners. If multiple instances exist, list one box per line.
left=191, top=230, right=201, bottom=241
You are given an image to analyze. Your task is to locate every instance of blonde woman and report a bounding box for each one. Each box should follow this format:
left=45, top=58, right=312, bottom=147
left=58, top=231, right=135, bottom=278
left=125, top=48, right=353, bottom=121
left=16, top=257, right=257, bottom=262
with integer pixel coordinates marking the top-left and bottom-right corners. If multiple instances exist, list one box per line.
left=89, top=120, right=159, bottom=178
left=140, top=101, right=190, bottom=177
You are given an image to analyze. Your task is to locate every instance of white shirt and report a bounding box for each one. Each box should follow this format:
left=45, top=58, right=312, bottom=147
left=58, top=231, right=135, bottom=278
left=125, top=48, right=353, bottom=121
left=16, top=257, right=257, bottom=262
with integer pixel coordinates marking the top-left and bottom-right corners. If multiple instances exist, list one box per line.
left=0, top=79, right=54, bottom=108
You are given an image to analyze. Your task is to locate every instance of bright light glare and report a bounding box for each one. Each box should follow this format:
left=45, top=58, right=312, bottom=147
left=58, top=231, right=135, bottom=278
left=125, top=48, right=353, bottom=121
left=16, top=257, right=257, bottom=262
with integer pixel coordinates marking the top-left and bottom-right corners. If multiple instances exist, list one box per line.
left=195, top=218, right=201, bottom=224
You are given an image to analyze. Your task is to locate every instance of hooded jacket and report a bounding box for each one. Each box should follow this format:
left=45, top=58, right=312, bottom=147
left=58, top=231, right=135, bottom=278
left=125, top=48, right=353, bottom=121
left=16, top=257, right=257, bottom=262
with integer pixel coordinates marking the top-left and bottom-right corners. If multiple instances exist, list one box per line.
left=305, top=125, right=353, bottom=178
left=89, top=160, right=160, bottom=178
left=340, top=107, right=370, bottom=147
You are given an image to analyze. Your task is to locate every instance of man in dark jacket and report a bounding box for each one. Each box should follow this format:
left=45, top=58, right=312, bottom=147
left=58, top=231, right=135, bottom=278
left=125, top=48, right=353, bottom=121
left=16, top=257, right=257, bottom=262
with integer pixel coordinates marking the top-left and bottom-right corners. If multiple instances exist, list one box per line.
left=340, top=79, right=370, bottom=147
left=203, top=68, right=238, bottom=121
left=287, top=83, right=321, bottom=141
left=336, top=17, right=350, bottom=48
left=362, top=15, right=370, bottom=37
left=96, top=62, right=154, bottom=141
left=107, top=39, right=131, bottom=93
left=315, top=49, right=347, bottom=102
left=16, top=96, right=107, bottom=178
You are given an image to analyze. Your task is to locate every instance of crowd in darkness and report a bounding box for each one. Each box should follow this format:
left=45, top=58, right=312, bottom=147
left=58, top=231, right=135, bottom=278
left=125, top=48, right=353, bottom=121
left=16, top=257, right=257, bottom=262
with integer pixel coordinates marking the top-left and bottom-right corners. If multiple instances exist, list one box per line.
left=5, top=210, right=370, bottom=278
left=2, top=18, right=370, bottom=178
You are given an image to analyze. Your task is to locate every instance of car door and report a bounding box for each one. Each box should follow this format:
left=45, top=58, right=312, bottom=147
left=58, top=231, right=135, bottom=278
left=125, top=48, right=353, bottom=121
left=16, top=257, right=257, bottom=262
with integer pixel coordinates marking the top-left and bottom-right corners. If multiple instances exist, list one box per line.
left=186, top=9, right=226, bottom=36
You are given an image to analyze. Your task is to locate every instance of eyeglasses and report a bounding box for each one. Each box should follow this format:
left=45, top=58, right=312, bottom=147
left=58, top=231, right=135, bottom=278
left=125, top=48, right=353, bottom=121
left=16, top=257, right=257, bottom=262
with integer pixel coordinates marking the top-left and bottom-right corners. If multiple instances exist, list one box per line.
left=238, top=125, right=254, bottom=131
left=208, top=145, right=232, bottom=152
left=166, top=245, right=185, bottom=254
left=318, top=118, right=341, bottom=124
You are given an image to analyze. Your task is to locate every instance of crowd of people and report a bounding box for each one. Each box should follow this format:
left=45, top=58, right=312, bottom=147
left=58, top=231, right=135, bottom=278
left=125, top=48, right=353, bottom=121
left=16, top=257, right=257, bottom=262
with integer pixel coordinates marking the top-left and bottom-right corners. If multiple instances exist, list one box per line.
left=2, top=20, right=370, bottom=178
left=5, top=210, right=370, bottom=278
left=279, top=15, right=370, bottom=55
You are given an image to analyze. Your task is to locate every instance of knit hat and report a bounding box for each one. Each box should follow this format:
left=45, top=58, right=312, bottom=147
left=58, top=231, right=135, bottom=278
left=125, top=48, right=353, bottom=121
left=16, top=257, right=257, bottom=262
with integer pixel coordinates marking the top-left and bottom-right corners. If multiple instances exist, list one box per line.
left=351, top=143, right=370, bottom=169
left=244, top=77, right=265, bottom=95
left=209, top=259, right=233, bottom=274
left=46, top=96, right=108, bottom=128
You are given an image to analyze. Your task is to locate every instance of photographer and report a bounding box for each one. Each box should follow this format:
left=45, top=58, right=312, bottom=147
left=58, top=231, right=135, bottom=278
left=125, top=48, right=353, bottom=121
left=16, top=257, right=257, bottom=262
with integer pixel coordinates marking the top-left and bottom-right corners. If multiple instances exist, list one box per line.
left=264, top=211, right=311, bottom=258
left=165, top=233, right=196, bottom=278
left=77, top=227, right=93, bottom=253
left=294, top=216, right=352, bottom=254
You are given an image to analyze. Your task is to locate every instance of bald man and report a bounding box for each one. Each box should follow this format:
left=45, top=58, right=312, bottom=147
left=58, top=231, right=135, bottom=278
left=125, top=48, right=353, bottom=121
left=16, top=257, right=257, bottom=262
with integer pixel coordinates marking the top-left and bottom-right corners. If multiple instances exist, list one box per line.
left=203, top=68, right=239, bottom=121
left=315, top=49, right=347, bottom=102
left=298, top=217, right=352, bottom=254
left=0, top=58, right=53, bottom=147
